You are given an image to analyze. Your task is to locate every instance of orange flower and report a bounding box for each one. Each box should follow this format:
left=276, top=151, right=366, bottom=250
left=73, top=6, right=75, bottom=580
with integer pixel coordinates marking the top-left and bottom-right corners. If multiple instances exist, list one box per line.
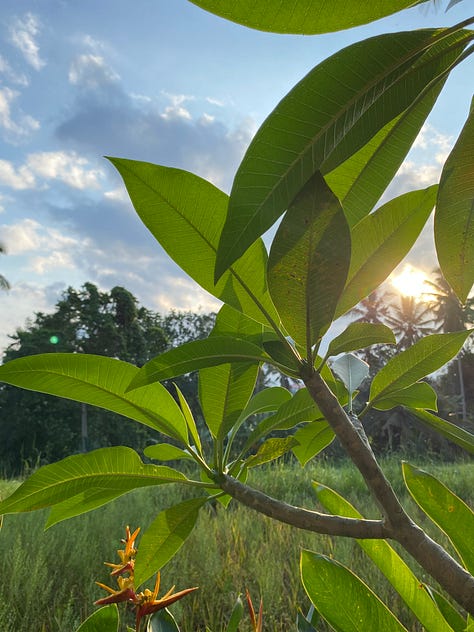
left=246, top=589, right=263, bottom=632
left=134, top=572, right=198, bottom=631
left=95, top=575, right=137, bottom=605
left=94, top=526, right=198, bottom=632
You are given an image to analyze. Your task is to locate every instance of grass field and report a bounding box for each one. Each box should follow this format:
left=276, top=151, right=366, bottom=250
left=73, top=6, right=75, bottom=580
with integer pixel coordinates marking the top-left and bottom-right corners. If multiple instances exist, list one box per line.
left=1, top=456, right=472, bottom=631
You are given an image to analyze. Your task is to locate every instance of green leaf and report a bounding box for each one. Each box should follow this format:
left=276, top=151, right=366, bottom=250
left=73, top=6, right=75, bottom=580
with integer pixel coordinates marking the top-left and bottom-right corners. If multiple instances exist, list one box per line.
left=314, top=483, right=455, bottom=632
left=243, top=387, right=323, bottom=452
left=188, top=0, right=420, bottom=34
left=268, top=171, right=351, bottom=349
left=435, top=98, right=474, bottom=303
left=0, top=353, right=188, bottom=443
left=245, top=437, right=297, bottom=468
left=134, top=497, right=208, bottom=587
left=426, top=588, right=467, bottom=632
left=369, top=331, right=472, bottom=405
left=129, top=337, right=273, bottom=391
left=326, top=84, right=444, bottom=227
left=174, top=383, right=202, bottom=453
left=75, top=605, right=119, bottom=632
left=332, top=353, right=369, bottom=394
left=301, top=550, right=409, bottom=631
left=148, top=608, right=181, bottom=632
left=336, top=186, right=437, bottom=317
left=293, top=422, right=335, bottom=466
left=144, top=444, right=194, bottom=462
left=326, top=322, right=396, bottom=359
left=46, top=488, right=130, bottom=529
left=108, top=158, right=278, bottom=327
left=200, top=362, right=258, bottom=440
left=226, top=595, right=244, bottom=632
left=403, top=463, right=474, bottom=574
left=0, top=447, right=188, bottom=515
left=262, top=339, right=302, bottom=373
left=373, top=382, right=438, bottom=411
left=237, top=386, right=292, bottom=423
left=216, top=27, right=473, bottom=276
left=408, top=409, right=474, bottom=454
left=211, top=303, right=274, bottom=346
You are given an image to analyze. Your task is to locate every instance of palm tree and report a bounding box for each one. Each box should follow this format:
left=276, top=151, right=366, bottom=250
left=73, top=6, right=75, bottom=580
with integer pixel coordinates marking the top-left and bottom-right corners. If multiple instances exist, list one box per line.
left=384, top=295, right=434, bottom=349
left=350, top=290, right=392, bottom=325
left=425, top=268, right=473, bottom=332
left=0, top=243, right=10, bottom=291
left=425, top=268, right=474, bottom=420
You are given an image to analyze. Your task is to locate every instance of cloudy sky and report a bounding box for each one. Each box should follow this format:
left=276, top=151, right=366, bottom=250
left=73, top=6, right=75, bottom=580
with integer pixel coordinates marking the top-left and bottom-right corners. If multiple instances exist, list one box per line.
left=0, top=0, right=472, bottom=357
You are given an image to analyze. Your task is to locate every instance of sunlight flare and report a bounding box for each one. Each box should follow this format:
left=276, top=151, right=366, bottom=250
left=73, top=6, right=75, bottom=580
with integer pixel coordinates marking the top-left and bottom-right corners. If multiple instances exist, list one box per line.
left=390, top=264, right=431, bottom=301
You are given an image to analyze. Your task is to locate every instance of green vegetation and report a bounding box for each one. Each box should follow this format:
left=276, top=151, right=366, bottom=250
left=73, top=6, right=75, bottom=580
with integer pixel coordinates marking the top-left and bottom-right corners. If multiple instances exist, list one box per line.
left=1, top=459, right=472, bottom=632
left=0, top=2, right=473, bottom=631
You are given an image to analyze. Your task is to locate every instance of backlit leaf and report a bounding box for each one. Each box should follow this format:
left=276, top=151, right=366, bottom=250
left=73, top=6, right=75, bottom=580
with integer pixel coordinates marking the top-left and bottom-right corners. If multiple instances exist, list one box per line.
left=403, top=463, right=474, bottom=574
left=293, top=422, right=335, bottom=466
left=372, top=382, right=437, bottom=411
left=144, top=444, right=194, bottom=462
left=326, top=322, right=396, bottom=358
left=75, top=605, right=119, bottom=632
left=435, top=98, right=474, bottom=302
left=336, top=186, right=437, bottom=317
left=0, top=353, right=188, bottom=443
left=301, top=550, right=409, bottom=631
left=369, top=331, right=472, bottom=405
left=408, top=409, right=474, bottom=454
left=326, top=83, right=444, bottom=227
left=315, top=483, right=455, bottom=632
left=246, top=437, right=297, bottom=468
left=128, top=337, right=275, bottom=391
left=0, top=447, right=188, bottom=515
left=268, top=172, right=350, bottom=349
left=109, top=158, right=278, bottom=327
left=216, top=27, right=472, bottom=276
left=188, top=0, right=420, bottom=34
left=134, top=497, right=207, bottom=586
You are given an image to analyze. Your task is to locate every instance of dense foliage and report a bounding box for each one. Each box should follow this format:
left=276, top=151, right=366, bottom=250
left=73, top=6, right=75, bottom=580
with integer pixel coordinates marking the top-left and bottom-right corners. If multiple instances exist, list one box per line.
left=0, top=283, right=214, bottom=475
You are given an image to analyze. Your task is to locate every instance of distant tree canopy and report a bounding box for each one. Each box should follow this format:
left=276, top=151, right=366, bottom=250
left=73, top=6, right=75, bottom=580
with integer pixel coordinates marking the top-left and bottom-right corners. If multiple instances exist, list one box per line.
left=0, top=283, right=215, bottom=475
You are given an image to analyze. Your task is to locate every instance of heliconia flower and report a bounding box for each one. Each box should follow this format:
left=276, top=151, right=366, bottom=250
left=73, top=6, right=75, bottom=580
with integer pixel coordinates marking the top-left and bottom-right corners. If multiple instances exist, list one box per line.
left=134, top=572, right=198, bottom=632
left=118, top=525, right=140, bottom=564
left=94, top=575, right=137, bottom=605
left=245, top=589, right=263, bottom=632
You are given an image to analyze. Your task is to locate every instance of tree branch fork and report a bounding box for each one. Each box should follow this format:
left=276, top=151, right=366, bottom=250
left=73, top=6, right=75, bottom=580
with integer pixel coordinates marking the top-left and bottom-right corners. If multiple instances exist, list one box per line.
left=216, top=370, right=474, bottom=615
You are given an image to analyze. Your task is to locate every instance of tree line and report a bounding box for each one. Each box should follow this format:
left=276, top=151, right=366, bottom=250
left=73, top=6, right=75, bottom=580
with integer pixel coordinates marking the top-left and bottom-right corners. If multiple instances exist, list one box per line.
left=0, top=283, right=215, bottom=476
left=1, top=274, right=472, bottom=476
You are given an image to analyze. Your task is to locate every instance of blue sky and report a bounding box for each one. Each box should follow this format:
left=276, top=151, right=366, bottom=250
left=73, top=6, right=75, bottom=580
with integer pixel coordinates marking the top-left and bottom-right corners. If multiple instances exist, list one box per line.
left=0, top=0, right=472, bottom=356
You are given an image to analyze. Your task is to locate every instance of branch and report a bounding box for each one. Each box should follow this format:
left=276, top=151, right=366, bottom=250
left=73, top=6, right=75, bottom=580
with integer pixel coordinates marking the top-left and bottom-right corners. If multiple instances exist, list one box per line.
left=216, top=473, right=388, bottom=538
left=304, top=370, right=474, bottom=614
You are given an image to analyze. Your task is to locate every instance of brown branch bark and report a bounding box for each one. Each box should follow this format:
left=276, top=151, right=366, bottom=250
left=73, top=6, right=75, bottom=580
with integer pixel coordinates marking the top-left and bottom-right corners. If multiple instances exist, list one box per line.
left=304, top=370, right=474, bottom=614
left=217, top=473, right=388, bottom=538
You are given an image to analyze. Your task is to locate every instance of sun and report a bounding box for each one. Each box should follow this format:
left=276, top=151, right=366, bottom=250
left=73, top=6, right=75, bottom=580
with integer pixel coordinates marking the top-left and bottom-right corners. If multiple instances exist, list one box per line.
left=390, top=264, right=431, bottom=300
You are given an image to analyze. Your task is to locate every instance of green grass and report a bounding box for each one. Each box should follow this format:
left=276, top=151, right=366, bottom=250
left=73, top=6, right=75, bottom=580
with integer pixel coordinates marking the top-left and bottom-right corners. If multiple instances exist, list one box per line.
left=0, top=457, right=472, bottom=631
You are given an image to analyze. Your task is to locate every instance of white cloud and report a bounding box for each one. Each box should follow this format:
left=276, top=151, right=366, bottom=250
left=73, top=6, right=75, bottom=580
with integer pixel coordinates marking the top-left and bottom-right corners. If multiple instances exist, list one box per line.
left=205, top=97, right=225, bottom=107
left=104, top=187, right=129, bottom=204
left=9, top=13, right=45, bottom=71
left=0, top=159, right=36, bottom=190
left=1, top=218, right=42, bottom=253
left=160, top=91, right=194, bottom=121
left=26, top=151, right=104, bottom=190
left=0, top=151, right=104, bottom=191
left=69, top=54, right=120, bottom=87
left=0, top=87, right=40, bottom=142
left=0, top=55, right=29, bottom=86
left=31, top=250, right=76, bottom=274
left=151, top=276, right=221, bottom=313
